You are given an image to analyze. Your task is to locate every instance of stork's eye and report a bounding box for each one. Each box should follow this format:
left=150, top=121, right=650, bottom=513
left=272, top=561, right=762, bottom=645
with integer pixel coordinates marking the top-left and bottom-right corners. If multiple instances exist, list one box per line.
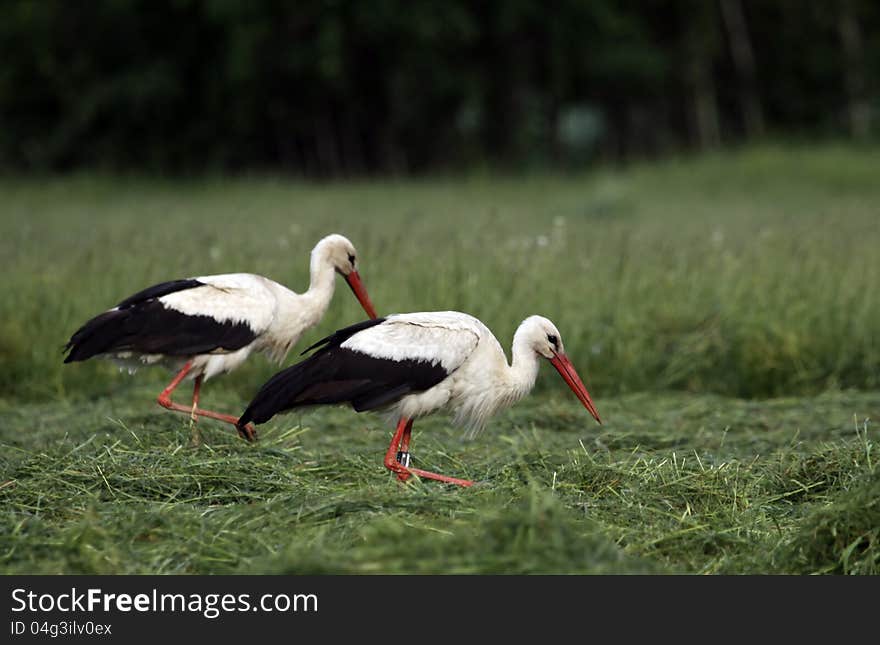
left=348, top=254, right=356, bottom=265
left=547, top=334, right=558, bottom=348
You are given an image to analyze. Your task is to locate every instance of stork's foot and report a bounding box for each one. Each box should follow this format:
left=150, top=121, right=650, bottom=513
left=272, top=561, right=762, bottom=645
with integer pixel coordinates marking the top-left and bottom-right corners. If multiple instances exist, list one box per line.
left=384, top=417, right=473, bottom=487
left=158, top=397, right=256, bottom=442
left=387, top=451, right=472, bottom=487
left=236, top=422, right=257, bottom=442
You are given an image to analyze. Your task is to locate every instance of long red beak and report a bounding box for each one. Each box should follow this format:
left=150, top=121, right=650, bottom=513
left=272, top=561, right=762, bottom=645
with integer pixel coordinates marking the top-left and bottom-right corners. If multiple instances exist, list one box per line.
left=549, top=352, right=602, bottom=424
left=345, top=270, right=378, bottom=319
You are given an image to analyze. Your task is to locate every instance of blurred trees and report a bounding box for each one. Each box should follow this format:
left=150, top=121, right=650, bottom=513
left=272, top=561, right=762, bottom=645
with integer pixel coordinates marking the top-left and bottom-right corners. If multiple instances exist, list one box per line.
left=0, top=0, right=877, bottom=175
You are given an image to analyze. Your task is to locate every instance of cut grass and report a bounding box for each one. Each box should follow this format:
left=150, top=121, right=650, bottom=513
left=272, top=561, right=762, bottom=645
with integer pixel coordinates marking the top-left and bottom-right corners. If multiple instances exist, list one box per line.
left=1, top=389, right=876, bottom=574
left=1, top=144, right=879, bottom=574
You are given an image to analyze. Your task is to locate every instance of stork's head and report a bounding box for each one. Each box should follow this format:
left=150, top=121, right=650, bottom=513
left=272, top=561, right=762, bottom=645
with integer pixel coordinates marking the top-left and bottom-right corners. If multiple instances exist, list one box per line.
left=312, top=234, right=378, bottom=319
left=518, top=315, right=566, bottom=359
left=517, top=315, right=602, bottom=424
left=313, top=233, right=360, bottom=275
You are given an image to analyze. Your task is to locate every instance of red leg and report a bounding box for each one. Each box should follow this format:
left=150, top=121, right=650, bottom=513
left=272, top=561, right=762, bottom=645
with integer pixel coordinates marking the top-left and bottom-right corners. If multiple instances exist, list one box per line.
left=384, top=417, right=413, bottom=482
left=156, top=363, right=257, bottom=442
left=383, top=417, right=473, bottom=487
left=406, top=465, right=474, bottom=487
left=400, top=419, right=412, bottom=453
left=157, top=361, right=193, bottom=405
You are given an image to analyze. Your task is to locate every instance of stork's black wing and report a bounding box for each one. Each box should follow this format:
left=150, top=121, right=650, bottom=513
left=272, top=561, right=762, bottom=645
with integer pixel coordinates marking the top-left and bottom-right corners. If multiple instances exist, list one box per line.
left=238, top=317, right=450, bottom=426
left=63, top=279, right=257, bottom=362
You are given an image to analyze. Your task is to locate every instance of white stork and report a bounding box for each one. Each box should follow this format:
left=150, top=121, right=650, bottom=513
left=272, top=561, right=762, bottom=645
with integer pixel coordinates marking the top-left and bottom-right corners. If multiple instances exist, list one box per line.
left=237, top=311, right=602, bottom=486
left=63, top=234, right=378, bottom=441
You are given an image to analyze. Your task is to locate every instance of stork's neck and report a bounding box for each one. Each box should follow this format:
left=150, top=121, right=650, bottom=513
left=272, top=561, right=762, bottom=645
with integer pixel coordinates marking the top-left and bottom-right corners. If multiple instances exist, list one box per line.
left=262, top=255, right=337, bottom=363
left=302, top=250, right=338, bottom=317
left=451, top=322, right=542, bottom=433
left=505, top=331, right=541, bottom=402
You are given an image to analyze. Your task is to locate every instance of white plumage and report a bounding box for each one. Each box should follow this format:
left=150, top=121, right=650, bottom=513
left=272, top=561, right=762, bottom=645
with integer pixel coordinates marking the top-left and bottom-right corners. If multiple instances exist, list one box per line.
left=157, top=273, right=277, bottom=329
left=339, top=312, right=516, bottom=432
left=340, top=312, right=482, bottom=373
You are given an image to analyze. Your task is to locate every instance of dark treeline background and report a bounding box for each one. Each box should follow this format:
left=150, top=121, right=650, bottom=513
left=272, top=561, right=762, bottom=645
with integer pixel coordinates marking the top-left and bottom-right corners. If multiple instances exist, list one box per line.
left=1, top=0, right=877, bottom=175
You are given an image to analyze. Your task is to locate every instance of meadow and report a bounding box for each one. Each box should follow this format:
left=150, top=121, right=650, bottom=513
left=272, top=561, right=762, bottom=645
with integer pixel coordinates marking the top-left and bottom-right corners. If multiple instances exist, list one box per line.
left=1, top=144, right=878, bottom=574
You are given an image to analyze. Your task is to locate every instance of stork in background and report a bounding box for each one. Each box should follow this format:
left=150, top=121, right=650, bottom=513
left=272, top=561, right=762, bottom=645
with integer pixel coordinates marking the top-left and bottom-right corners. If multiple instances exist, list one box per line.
left=237, top=311, right=602, bottom=486
left=63, top=234, right=378, bottom=441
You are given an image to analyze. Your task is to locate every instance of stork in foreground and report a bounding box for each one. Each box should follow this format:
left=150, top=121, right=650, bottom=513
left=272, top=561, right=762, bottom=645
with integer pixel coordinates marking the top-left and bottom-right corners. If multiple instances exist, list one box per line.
left=237, top=311, right=602, bottom=486
left=63, top=234, right=378, bottom=441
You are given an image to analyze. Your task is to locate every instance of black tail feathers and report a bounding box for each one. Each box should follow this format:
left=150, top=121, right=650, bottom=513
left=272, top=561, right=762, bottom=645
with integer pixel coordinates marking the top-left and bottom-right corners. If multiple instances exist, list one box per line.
left=237, top=354, right=348, bottom=429
left=63, top=310, right=127, bottom=363
left=237, top=362, right=309, bottom=428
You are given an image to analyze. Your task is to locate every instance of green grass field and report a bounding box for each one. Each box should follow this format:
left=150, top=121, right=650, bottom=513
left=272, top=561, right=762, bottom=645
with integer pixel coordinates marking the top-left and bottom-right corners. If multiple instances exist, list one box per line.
left=1, top=144, right=878, bottom=574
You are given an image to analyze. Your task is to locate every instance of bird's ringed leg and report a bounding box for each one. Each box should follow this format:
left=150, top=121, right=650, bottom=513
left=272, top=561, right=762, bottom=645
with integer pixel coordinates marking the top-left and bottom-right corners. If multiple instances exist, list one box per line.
left=156, top=362, right=257, bottom=442
left=384, top=418, right=473, bottom=487
left=398, top=420, right=474, bottom=486
left=397, top=418, right=413, bottom=468
left=384, top=417, right=412, bottom=482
